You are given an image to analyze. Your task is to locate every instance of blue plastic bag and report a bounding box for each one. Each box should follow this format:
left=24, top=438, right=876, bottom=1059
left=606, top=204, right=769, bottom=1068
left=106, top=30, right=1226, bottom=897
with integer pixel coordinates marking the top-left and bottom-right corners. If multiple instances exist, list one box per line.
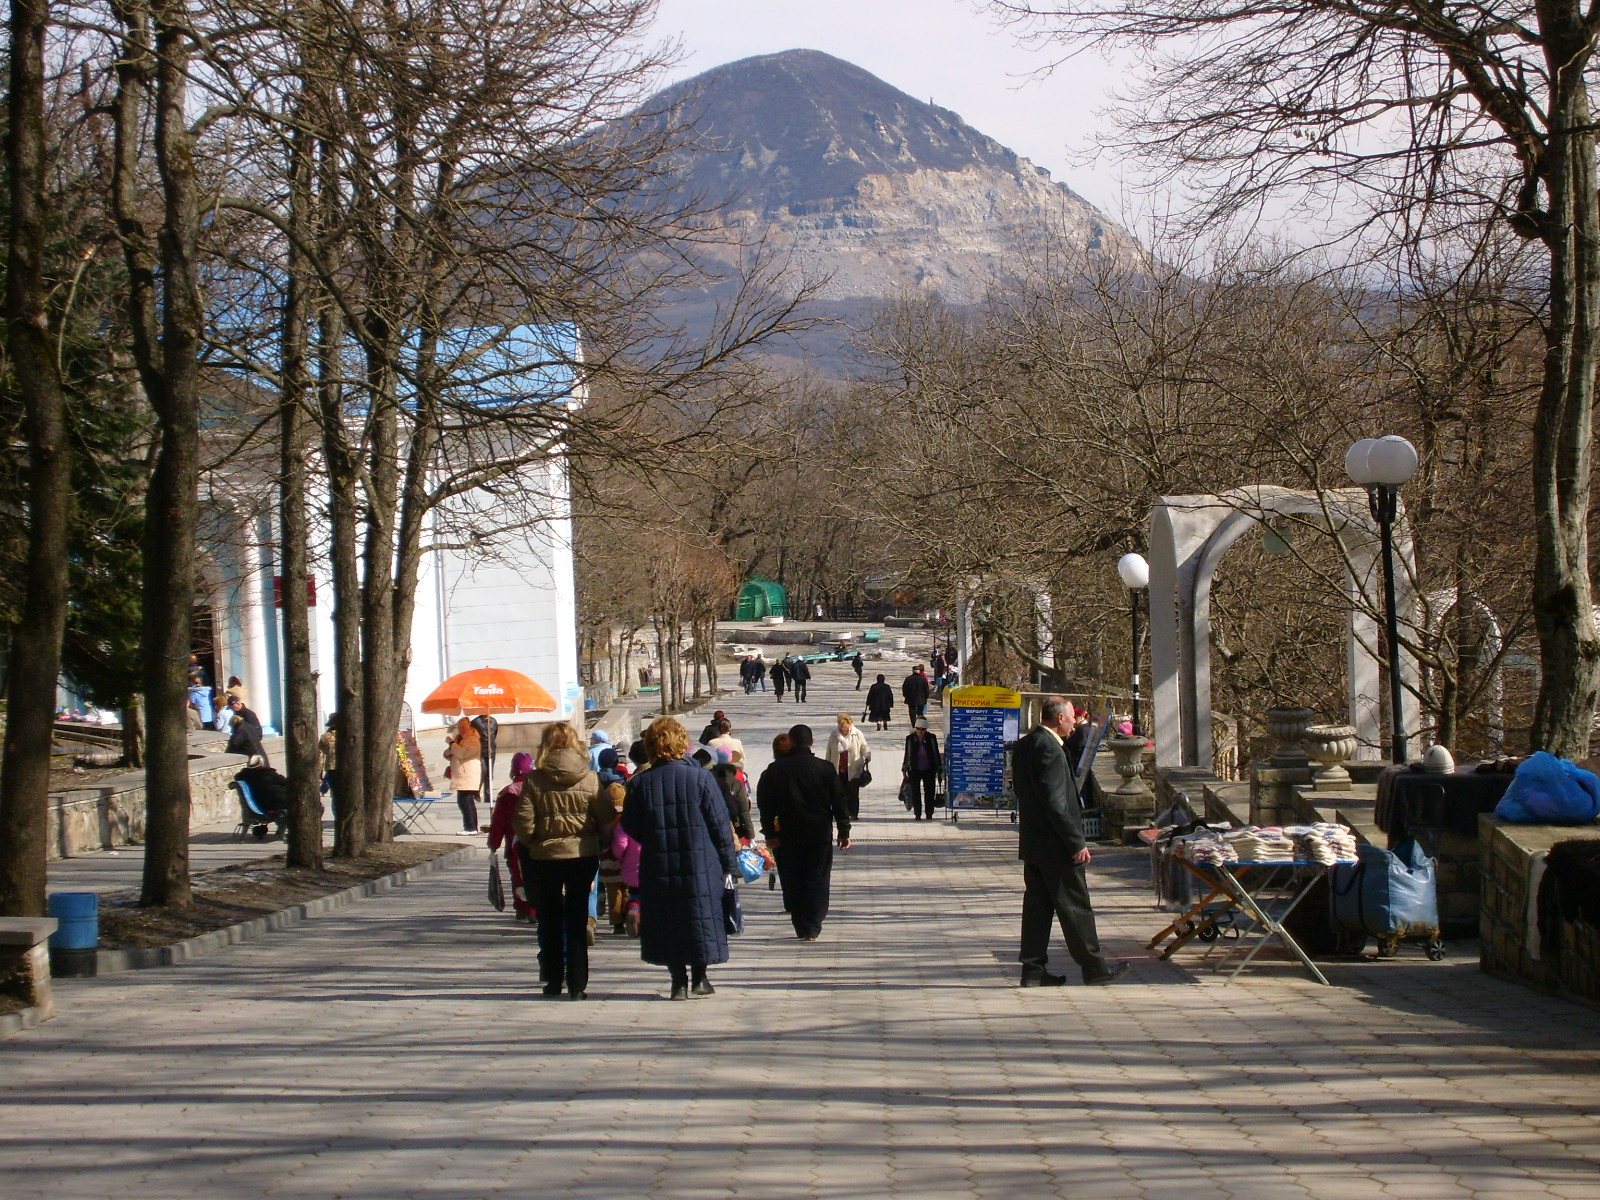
left=736, top=846, right=766, bottom=883
left=1329, top=839, right=1439, bottom=937
left=1494, top=752, right=1600, bottom=825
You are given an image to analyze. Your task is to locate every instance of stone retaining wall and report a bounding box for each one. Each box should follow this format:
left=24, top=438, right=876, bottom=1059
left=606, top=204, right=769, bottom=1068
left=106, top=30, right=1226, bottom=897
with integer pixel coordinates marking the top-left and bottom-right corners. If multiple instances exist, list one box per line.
left=1480, top=817, right=1600, bottom=1007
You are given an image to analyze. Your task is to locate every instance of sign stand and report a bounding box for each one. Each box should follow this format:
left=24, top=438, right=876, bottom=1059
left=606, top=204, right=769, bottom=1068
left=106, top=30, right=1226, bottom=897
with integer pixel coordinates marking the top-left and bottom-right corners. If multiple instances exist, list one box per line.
left=944, top=685, right=1023, bottom=823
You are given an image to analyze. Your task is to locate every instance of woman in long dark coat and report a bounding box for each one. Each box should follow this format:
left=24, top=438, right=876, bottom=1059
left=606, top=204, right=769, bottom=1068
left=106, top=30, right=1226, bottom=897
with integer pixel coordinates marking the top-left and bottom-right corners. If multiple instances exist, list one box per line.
left=622, top=717, right=740, bottom=1000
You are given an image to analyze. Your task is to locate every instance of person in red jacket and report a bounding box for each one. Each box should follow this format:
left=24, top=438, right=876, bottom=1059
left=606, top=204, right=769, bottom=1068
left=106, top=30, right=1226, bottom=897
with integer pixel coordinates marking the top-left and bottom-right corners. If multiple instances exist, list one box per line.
left=487, top=752, right=535, bottom=922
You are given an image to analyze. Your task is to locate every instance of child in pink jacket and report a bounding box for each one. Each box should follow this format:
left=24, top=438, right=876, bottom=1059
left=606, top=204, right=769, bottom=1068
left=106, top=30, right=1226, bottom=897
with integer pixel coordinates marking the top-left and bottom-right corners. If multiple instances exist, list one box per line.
left=606, top=789, right=643, bottom=937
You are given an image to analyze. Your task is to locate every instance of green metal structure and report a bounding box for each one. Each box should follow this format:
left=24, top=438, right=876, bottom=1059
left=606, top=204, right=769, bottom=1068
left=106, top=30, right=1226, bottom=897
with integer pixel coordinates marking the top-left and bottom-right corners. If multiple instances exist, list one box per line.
left=735, top=578, right=788, bottom=621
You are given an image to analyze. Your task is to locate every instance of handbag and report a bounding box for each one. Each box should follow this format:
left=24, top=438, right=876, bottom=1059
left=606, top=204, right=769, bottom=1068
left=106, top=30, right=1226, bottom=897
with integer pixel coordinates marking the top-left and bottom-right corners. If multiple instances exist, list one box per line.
left=488, top=855, right=506, bottom=911
left=899, top=777, right=915, bottom=809
left=857, top=767, right=873, bottom=788
left=723, top=886, right=744, bottom=935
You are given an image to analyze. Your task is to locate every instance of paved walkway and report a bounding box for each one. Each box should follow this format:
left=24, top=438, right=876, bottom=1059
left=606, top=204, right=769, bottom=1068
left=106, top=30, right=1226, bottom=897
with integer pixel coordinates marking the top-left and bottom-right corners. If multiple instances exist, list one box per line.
left=6, top=665, right=1600, bottom=1198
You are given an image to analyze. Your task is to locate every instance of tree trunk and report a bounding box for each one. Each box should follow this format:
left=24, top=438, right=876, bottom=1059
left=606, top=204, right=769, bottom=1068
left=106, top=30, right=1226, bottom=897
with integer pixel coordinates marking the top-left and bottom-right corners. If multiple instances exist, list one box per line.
left=280, top=121, right=322, bottom=870
left=128, top=3, right=201, bottom=909
left=0, top=0, right=74, bottom=918
left=1530, top=44, right=1600, bottom=757
left=120, top=704, right=144, bottom=769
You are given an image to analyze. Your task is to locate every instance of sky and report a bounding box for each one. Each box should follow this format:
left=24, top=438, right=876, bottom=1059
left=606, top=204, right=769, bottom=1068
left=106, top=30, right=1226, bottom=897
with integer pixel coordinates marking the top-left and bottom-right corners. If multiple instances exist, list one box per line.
left=648, top=0, right=1137, bottom=219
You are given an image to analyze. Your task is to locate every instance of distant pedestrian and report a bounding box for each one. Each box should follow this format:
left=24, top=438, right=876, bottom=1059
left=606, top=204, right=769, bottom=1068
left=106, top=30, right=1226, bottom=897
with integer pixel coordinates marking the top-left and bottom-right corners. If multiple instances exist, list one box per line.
left=621, top=717, right=741, bottom=1000
left=851, top=652, right=864, bottom=689
left=318, top=714, right=340, bottom=813
left=706, top=717, right=745, bottom=767
left=699, top=711, right=727, bottom=745
left=224, top=697, right=269, bottom=765
left=444, top=717, right=483, bottom=834
left=711, top=748, right=756, bottom=843
left=752, top=657, right=768, bottom=692
left=865, top=674, right=895, bottom=730
left=224, top=675, right=248, bottom=707
left=902, top=666, right=931, bottom=724
left=757, top=723, right=852, bottom=940
left=516, top=723, right=610, bottom=1000
left=606, top=787, right=643, bottom=936
left=789, top=657, right=811, bottom=703
left=771, top=659, right=789, bottom=702
left=902, top=718, right=942, bottom=821
left=588, top=729, right=613, bottom=771
left=597, top=781, right=631, bottom=933
left=825, top=713, right=872, bottom=820
left=488, top=751, right=536, bottom=922
left=739, top=656, right=757, bottom=694
left=1014, top=695, right=1128, bottom=988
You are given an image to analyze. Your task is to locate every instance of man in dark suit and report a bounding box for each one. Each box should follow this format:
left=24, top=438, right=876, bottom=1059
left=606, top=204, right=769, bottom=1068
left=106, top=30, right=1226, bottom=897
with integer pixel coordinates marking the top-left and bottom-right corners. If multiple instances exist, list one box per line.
left=756, top=724, right=852, bottom=939
left=901, top=666, right=931, bottom=724
left=1013, top=695, right=1129, bottom=987
left=789, top=657, right=811, bottom=703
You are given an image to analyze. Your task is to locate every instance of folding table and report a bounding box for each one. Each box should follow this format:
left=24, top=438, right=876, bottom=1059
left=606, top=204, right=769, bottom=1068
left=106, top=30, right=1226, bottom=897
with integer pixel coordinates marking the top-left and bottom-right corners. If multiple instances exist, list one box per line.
left=393, top=794, right=441, bottom=835
left=1149, top=858, right=1333, bottom=985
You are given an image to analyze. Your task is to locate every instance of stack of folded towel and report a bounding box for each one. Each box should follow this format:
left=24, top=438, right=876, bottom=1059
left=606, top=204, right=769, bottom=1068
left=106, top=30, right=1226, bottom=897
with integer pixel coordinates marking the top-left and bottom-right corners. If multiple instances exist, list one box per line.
left=1284, top=822, right=1359, bottom=864
left=1225, top=827, right=1297, bottom=862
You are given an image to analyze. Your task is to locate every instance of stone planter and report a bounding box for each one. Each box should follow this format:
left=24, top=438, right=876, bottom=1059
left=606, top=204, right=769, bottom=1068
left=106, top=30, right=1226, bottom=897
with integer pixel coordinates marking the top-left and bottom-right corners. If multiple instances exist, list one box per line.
left=1265, top=706, right=1315, bottom=768
left=1301, top=723, right=1358, bottom=791
left=1107, top=735, right=1151, bottom=800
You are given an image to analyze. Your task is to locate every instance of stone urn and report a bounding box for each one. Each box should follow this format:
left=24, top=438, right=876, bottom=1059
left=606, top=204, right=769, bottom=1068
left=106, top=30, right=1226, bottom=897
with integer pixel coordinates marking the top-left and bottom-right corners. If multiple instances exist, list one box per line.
left=1301, top=723, right=1358, bottom=791
left=1265, top=706, right=1315, bottom=768
left=1107, top=734, right=1151, bottom=800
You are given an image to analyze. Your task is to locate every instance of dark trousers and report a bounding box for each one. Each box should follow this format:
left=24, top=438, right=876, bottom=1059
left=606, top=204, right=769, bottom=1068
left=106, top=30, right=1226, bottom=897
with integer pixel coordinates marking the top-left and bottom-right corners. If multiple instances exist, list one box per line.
left=455, top=791, right=480, bottom=832
left=793, top=679, right=808, bottom=702
left=906, top=701, right=926, bottom=724
left=530, top=855, right=597, bottom=993
left=854, top=671, right=863, bottom=690
left=1018, top=859, right=1111, bottom=981
left=843, top=777, right=861, bottom=820
left=909, top=771, right=937, bottom=819
left=777, top=835, right=834, bottom=938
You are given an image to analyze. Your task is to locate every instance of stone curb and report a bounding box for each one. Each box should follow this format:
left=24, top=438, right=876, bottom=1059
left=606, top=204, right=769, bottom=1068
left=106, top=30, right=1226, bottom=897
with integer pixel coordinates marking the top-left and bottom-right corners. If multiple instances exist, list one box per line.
left=86, top=845, right=487, bottom=977
left=0, top=1002, right=52, bottom=1040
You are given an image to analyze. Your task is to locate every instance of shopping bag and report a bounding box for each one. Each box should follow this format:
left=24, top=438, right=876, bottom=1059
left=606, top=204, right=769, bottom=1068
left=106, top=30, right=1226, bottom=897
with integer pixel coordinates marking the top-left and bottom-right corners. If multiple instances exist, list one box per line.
left=723, top=887, right=744, bottom=935
left=488, top=856, right=506, bottom=911
left=899, top=777, right=915, bottom=809
left=737, top=846, right=766, bottom=883
left=1329, top=839, right=1437, bottom=937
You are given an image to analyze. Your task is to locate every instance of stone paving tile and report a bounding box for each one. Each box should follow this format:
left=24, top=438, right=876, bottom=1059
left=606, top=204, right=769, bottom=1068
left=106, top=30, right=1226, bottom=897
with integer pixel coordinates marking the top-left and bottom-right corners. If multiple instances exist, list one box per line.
left=5, top=663, right=1600, bottom=1198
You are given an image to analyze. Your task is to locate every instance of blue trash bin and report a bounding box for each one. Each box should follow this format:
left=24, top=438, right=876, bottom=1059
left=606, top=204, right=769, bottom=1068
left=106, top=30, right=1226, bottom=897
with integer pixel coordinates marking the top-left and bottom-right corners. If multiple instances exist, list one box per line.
left=48, top=891, right=99, bottom=977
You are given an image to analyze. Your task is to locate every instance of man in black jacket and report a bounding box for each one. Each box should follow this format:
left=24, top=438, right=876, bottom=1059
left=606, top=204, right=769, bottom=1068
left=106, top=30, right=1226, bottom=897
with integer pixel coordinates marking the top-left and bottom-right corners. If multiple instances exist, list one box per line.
left=756, top=724, right=852, bottom=939
left=788, top=657, right=811, bottom=703
left=901, top=666, right=930, bottom=724
left=1013, top=695, right=1128, bottom=987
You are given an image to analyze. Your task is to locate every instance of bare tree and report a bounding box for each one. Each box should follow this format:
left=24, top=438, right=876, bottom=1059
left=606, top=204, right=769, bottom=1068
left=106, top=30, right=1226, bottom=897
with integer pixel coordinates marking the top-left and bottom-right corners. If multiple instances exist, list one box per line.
left=993, top=0, right=1600, bottom=755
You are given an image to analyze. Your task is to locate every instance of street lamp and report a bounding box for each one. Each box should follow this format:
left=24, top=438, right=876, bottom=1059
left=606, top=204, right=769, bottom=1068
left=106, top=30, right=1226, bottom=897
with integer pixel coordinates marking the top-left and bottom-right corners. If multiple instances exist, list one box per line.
left=1116, top=552, right=1150, bottom=736
left=1345, top=435, right=1419, bottom=763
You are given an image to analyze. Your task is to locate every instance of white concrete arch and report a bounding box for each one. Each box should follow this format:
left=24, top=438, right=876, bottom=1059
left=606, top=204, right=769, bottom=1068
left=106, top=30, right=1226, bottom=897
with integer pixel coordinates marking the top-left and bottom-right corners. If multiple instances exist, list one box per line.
left=1421, top=587, right=1505, bottom=754
left=1148, top=486, right=1419, bottom=769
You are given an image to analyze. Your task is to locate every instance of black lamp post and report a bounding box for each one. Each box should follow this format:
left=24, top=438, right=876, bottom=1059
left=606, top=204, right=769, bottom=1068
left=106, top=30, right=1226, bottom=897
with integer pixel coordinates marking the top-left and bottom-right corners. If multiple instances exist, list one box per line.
left=1116, top=553, right=1150, bottom=736
left=1345, top=436, right=1419, bottom=764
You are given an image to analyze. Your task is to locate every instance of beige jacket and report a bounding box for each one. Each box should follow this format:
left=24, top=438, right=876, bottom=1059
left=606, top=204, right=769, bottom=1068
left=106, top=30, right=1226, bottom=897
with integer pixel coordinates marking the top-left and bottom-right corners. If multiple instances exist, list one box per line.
left=825, top=726, right=872, bottom=780
left=515, top=747, right=610, bottom=859
left=444, top=737, right=483, bottom=793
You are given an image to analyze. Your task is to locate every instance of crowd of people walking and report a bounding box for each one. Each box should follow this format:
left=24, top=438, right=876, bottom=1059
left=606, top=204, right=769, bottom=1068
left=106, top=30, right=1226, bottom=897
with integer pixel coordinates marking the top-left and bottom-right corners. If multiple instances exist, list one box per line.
left=470, top=654, right=1125, bottom=1000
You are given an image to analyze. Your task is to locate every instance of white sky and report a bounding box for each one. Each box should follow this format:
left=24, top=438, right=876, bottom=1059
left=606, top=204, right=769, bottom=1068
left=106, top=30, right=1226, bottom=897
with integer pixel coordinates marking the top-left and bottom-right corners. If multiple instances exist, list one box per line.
left=648, top=0, right=1137, bottom=218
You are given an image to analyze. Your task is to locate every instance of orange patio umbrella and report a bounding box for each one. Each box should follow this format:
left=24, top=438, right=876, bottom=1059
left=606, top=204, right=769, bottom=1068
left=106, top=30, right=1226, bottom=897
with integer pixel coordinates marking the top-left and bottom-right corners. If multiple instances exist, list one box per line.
left=421, top=667, right=558, bottom=716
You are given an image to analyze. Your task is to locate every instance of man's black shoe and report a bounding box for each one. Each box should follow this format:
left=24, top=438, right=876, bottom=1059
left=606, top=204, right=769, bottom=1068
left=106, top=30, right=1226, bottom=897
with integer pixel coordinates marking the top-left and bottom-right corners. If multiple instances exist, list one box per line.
left=1019, top=970, right=1067, bottom=988
left=691, top=979, right=715, bottom=997
left=669, top=984, right=690, bottom=1001
left=541, top=982, right=563, bottom=998
left=1086, top=962, right=1132, bottom=986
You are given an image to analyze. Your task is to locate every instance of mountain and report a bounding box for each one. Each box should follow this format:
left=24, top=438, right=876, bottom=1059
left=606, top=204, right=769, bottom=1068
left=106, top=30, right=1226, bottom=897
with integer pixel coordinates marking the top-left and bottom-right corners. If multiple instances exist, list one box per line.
left=643, top=49, right=1136, bottom=366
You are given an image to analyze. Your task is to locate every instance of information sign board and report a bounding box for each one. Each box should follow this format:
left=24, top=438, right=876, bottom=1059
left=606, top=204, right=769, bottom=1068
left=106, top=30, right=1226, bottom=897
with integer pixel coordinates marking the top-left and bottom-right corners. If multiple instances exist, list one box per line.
left=945, top=685, right=1022, bottom=812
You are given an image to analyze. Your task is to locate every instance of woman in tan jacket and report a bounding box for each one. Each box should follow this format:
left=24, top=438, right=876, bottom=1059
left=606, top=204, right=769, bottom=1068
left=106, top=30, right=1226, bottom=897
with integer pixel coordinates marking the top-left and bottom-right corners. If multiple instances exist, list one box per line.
left=516, top=723, right=611, bottom=1000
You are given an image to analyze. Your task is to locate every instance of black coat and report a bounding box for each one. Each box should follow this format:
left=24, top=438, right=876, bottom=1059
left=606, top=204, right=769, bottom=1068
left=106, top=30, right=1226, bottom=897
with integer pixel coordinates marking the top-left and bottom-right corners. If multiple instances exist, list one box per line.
left=902, top=730, right=942, bottom=775
left=865, top=681, right=895, bottom=719
left=622, top=758, right=740, bottom=967
left=1013, top=725, right=1087, bottom=865
left=234, top=765, right=288, bottom=815
left=902, top=672, right=930, bottom=706
left=756, top=747, right=850, bottom=845
left=226, top=707, right=266, bottom=756
left=712, top=763, right=756, bottom=841
left=771, top=663, right=789, bottom=690
left=788, top=660, right=811, bottom=683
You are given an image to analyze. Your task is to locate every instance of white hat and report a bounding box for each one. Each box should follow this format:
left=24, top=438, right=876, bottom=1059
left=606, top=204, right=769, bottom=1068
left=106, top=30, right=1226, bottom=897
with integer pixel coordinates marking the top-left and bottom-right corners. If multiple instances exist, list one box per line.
left=914, top=718, right=929, bottom=729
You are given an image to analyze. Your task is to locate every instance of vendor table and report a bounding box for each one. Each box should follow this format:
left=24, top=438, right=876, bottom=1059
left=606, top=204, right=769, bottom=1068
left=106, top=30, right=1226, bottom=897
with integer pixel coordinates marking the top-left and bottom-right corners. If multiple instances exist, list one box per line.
left=393, top=794, right=441, bottom=835
left=1148, top=858, right=1332, bottom=985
